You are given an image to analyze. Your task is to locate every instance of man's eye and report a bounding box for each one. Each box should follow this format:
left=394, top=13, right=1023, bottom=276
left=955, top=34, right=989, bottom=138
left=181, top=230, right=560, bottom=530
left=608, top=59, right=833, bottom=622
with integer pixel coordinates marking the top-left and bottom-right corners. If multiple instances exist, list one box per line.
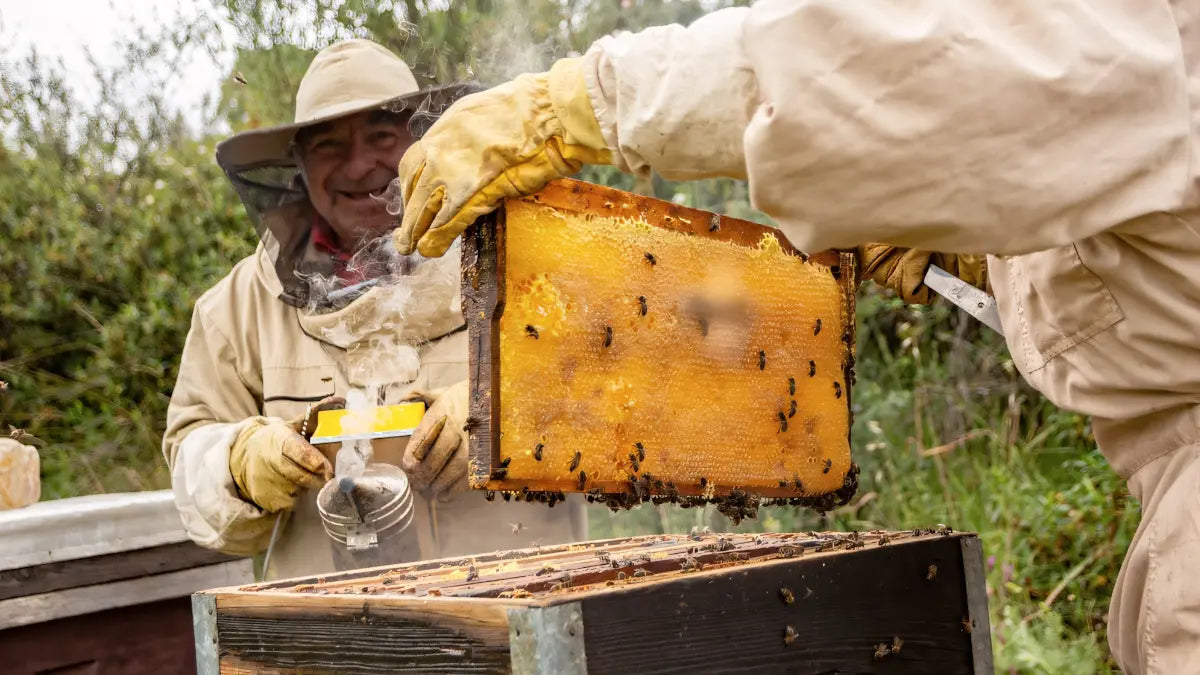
left=369, top=130, right=399, bottom=145
left=309, top=139, right=340, bottom=154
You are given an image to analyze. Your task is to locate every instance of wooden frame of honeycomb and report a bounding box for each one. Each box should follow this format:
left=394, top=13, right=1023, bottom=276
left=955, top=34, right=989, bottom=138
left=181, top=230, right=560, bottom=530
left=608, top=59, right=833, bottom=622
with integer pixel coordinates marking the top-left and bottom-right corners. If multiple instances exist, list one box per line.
left=462, top=179, right=857, bottom=515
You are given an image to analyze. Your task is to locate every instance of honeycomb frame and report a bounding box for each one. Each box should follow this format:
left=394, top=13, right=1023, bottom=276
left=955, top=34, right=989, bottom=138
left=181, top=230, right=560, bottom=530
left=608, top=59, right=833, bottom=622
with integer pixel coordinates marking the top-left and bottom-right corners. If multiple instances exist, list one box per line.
left=461, top=178, right=858, bottom=514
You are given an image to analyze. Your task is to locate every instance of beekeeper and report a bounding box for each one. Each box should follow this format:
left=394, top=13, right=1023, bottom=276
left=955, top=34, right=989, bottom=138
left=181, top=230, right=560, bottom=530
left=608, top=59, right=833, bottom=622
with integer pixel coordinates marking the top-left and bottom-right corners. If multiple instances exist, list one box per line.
left=390, top=3, right=1200, bottom=672
left=163, top=39, right=585, bottom=581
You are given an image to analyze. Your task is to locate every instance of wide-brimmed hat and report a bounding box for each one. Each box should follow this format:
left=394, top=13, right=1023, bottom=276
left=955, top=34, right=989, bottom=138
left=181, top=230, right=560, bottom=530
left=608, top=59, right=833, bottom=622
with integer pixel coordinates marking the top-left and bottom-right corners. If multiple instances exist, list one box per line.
left=217, top=38, right=465, bottom=173
left=213, top=39, right=477, bottom=309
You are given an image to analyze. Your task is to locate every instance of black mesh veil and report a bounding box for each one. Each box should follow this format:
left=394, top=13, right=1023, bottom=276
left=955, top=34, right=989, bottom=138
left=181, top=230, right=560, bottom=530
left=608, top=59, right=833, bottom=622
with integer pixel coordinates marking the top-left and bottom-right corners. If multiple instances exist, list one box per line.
left=215, top=82, right=481, bottom=311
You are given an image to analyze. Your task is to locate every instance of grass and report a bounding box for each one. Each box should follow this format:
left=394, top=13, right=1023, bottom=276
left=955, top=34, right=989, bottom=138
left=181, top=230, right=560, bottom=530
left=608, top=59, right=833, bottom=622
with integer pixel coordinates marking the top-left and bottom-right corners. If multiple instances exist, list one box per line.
left=588, top=291, right=1139, bottom=674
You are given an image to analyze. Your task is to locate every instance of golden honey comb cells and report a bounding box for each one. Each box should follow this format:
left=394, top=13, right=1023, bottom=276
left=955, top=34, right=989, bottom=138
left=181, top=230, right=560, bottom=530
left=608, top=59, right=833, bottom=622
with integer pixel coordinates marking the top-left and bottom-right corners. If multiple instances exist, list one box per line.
left=466, top=180, right=856, bottom=512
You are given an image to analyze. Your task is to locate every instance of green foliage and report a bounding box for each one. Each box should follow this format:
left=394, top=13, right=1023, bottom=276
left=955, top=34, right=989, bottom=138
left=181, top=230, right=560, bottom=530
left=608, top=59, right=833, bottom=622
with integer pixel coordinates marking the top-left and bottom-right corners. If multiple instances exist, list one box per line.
left=0, top=48, right=256, bottom=496
left=0, top=2, right=1137, bottom=671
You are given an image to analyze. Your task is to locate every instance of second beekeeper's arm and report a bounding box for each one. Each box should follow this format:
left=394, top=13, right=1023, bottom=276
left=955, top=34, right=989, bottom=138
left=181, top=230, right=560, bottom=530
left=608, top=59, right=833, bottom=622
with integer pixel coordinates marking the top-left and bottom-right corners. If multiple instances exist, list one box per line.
left=395, top=0, right=1193, bottom=258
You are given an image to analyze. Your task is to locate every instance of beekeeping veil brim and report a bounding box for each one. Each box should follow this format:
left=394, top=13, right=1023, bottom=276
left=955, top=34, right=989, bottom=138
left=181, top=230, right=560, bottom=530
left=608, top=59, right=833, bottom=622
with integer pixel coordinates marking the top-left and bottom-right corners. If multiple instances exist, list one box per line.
left=214, top=38, right=478, bottom=310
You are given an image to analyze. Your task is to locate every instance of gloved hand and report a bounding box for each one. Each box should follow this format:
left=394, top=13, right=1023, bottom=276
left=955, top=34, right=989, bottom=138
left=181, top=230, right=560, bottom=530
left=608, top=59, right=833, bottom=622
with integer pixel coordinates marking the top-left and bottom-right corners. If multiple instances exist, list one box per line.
left=401, top=380, right=471, bottom=501
left=393, top=57, right=612, bottom=258
left=228, top=397, right=344, bottom=512
left=857, top=245, right=988, bottom=305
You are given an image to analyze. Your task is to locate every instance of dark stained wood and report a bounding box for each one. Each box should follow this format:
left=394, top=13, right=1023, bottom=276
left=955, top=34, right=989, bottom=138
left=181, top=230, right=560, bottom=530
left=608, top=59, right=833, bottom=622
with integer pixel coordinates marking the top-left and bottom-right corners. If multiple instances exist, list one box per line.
left=0, top=597, right=196, bottom=675
left=0, top=541, right=241, bottom=601
left=580, top=534, right=972, bottom=674
left=463, top=208, right=505, bottom=490
left=216, top=614, right=508, bottom=674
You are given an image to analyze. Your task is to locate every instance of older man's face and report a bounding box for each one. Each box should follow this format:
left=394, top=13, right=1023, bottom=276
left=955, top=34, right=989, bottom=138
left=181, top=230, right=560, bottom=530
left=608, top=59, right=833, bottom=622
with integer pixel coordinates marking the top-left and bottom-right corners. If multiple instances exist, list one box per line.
left=297, top=109, right=413, bottom=247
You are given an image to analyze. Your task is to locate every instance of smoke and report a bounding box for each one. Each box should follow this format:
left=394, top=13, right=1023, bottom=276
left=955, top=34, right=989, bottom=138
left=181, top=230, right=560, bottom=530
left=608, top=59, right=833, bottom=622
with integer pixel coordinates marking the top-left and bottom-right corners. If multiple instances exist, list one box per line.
left=297, top=218, right=461, bottom=479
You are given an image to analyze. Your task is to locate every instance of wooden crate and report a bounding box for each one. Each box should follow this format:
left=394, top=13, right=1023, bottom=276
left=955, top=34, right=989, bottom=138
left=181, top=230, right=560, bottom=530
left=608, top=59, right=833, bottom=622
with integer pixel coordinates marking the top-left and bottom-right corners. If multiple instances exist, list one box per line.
left=194, top=530, right=992, bottom=673
left=1, top=491, right=253, bottom=675
left=462, top=179, right=859, bottom=514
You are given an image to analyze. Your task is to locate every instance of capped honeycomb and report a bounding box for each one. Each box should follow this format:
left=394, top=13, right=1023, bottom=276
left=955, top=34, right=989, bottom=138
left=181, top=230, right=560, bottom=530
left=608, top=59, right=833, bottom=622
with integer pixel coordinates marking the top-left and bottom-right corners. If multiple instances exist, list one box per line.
left=464, top=179, right=856, bottom=513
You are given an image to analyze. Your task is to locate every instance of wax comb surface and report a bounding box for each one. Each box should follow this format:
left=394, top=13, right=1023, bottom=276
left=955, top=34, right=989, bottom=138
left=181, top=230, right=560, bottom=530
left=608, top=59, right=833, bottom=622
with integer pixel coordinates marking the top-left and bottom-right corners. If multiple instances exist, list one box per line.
left=462, top=179, right=857, bottom=513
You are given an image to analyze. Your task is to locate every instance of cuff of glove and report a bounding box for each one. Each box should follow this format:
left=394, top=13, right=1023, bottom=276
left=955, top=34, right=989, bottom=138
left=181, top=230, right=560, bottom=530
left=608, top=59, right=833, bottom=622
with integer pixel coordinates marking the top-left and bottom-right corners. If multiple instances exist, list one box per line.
left=549, top=57, right=613, bottom=163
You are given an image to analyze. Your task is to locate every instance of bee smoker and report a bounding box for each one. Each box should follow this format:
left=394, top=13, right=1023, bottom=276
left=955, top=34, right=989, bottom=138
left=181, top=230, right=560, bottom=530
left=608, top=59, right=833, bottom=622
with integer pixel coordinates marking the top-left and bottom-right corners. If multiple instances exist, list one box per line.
left=315, top=463, right=422, bottom=571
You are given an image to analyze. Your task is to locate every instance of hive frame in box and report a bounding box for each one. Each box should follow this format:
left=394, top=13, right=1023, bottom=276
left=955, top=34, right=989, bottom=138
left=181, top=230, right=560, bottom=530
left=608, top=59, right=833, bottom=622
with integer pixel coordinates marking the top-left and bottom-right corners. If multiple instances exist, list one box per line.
left=193, top=531, right=994, bottom=674
left=461, top=178, right=858, bottom=512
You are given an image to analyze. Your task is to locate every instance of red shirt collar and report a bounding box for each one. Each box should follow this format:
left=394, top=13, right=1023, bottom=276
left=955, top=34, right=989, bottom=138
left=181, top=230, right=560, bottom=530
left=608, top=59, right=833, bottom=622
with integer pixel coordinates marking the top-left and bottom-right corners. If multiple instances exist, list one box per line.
left=310, top=215, right=366, bottom=284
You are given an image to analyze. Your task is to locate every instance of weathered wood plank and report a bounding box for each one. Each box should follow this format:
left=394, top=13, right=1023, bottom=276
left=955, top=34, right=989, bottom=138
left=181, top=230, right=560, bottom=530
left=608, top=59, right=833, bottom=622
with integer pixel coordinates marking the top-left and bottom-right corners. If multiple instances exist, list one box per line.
left=0, top=540, right=241, bottom=601
left=212, top=597, right=513, bottom=673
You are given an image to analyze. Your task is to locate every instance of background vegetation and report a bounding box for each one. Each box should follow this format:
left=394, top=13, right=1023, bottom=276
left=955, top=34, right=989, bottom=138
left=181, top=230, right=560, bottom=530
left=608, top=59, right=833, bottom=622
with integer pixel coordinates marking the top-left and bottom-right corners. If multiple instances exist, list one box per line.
left=0, top=1, right=1136, bottom=671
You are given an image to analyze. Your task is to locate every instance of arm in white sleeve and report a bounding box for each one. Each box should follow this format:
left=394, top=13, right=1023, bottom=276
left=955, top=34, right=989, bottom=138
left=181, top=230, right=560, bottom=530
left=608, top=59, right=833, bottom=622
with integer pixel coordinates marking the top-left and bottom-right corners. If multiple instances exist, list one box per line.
left=162, top=305, right=275, bottom=555
left=580, top=1, right=1194, bottom=255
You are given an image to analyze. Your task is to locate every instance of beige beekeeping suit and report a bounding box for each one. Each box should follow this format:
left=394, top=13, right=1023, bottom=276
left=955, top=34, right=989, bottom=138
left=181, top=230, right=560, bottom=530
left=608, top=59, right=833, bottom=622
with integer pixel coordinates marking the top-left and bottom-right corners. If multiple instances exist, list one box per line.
left=569, top=3, right=1200, bottom=672
left=162, top=246, right=586, bottom=580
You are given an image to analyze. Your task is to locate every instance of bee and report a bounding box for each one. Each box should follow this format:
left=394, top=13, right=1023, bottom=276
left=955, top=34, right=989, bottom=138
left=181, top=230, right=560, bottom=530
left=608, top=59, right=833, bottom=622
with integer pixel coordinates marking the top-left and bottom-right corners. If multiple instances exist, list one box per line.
left=873, top=643, right=892, bottom=660
left=823, top=458, right=832, bottom=474
left=485, top=490, right=496, bottom=502
left=878, top=534, right=892, bottom=546
left=809, top=360, right=816, bottom=377
left=793, top=476, right=804, bottom=492
left=494, top=465, right=508, bottom=480
left=533, top=443, right=544, bottom=461
left=604, top=325, right=613, bottom=348
left=783, top=625, right=799, bottom=646
left=509, top=522, right=524, bottom=534
left=628, top=453, right=640, bottom=473
left=524, top=324, right=539, bottom=339
left=814, top=318, right=822, bottom=335
left=788, top=377, right=795, bottom=396
left=758, top=350, right=766, bottom=370
left=709, top=214, right=721, bottom=232
left=777, top=411, right=788, bottom=433
left=833, top=381, right=842, bottom=399
left=616, top=571, right=627, bottom=580
left=536, top=564, right=556, bottom=576
left=633, top=568, right=649, bottom=578
left=779, top=587, right=795, bottom=605
left=499, top=457, right=512, bottom=469
left=961, top=617, right=974, bottom=634
left=788, top=400, right=797, bottom=418
left=644, top=252, right=657, bottom=266
left=635, top=442, right=646, bottom=462
left=577, top=471, right=587, bottom=490
left=637, top=296, right=648, bottom=316
left=569, top=451, right=582, bottom=472
left=830, top=265, right=842, bottom=280
left=466, top=564, right=479, bottom=582
left=891, top=636, right=903, bottom=654
left=550, top=581, right=570, bottom=592
left=926, top=564, right=939, bottom=581
left=778, top=480, right=788, bottom=488
left=232, top=71, right=247, bottom=86
left=699, top=477, right=708, bottom=488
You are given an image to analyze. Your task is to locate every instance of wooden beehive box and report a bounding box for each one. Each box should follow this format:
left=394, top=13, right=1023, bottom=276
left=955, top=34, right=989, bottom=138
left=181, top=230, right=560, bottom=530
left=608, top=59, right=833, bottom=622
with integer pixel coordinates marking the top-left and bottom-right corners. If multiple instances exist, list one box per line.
left=194, top=530, right=992, bottom=673
left=462, top=179, right=858, bottom=514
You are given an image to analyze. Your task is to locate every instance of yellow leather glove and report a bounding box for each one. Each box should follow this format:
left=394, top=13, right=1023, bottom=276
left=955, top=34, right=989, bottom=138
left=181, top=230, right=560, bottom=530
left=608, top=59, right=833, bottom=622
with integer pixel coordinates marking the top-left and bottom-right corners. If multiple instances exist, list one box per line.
left=401, top=380, right=470, bottom=501
left=394, top=58, right=612, bottom=258
left=229, top=398, right=343, bottom=512
left=857, top=245, right=988, bottom=305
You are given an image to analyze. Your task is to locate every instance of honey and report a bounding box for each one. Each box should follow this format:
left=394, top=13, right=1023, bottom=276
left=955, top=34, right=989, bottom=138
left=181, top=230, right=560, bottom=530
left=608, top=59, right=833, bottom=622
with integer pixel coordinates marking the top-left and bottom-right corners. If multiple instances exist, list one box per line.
left=475, top=180, right=855, bottom=504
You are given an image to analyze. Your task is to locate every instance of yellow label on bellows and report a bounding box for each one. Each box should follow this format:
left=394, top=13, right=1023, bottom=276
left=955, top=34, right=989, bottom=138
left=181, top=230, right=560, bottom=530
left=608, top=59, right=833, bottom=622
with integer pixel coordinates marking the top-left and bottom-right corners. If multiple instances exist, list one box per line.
left=310, top=402, right=427, bottom=443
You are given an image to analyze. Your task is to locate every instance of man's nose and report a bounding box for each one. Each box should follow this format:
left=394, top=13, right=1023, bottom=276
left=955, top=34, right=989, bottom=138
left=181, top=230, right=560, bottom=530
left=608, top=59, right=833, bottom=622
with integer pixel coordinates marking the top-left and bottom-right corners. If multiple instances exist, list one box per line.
left=342, top=136, right=377, bottom=180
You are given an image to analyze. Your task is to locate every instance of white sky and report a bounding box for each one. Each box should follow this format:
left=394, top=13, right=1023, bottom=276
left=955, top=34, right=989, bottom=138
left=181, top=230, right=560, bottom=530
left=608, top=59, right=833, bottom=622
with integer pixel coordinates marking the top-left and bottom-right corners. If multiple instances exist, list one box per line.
left=1, top=0, right=233, bottom=131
